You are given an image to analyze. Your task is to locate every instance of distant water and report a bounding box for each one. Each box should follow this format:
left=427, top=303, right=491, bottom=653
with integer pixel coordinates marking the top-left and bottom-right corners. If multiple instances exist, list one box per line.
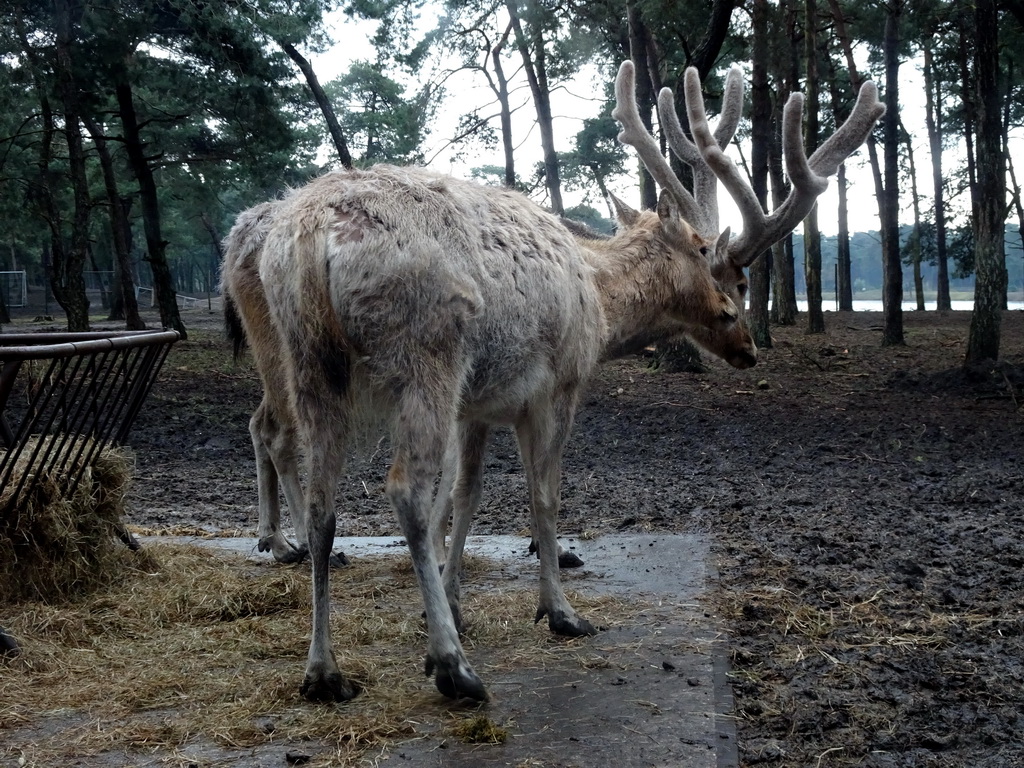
left=796, top=300, right=1024, bottom=312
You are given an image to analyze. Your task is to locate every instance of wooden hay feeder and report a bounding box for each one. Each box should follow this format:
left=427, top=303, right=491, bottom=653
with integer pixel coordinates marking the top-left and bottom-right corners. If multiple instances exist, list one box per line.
left=0, top=330, right=180, bottom=603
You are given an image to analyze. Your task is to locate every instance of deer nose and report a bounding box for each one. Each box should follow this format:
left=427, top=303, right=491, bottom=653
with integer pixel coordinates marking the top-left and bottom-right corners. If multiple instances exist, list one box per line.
left=730, top=348, right=758, bottom=369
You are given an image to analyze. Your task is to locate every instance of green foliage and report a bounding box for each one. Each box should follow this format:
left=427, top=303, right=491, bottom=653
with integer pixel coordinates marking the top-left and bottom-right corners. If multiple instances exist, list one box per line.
left=328, top=60, right=435, bottom=164
left=559, top=111, right=626, bottom=202
left=563, top=204, right=614, bottom=234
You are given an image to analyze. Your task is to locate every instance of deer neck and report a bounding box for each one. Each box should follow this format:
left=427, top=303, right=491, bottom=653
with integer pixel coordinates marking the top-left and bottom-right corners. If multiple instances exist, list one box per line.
left=577, top=225, right=687, bottom=362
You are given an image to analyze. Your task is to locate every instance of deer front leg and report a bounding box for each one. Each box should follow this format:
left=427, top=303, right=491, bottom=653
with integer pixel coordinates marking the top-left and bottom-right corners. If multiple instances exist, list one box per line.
left=428, top=437, right=459, bottom=563
left=518, top=401, right=597, bottom=638
left=252, top=401, right=305, bottom=564
left=441, top=421, right=490, bottom=634
left=254, top=399, right=348, bottom=568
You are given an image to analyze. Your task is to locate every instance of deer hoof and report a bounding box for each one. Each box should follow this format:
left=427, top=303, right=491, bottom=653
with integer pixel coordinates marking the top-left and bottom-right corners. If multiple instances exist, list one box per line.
left=329, top=550, right=351, bottom=568
left=426, top=653, right=488, bottom=702
left=300, top=670, right=360, bottom=703
left=540, top=608, right=599, bottom=638
left=557, top=550, right=584, bottom=569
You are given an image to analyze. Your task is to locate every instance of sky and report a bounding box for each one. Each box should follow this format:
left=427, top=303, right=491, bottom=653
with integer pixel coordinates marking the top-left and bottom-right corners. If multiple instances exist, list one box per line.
left=310, top=9, right=1016, bottom=238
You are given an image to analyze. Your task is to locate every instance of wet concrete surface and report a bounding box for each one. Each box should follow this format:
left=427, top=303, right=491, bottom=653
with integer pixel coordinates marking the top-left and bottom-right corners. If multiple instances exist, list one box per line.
left=174, top=533, right=738, bottom=768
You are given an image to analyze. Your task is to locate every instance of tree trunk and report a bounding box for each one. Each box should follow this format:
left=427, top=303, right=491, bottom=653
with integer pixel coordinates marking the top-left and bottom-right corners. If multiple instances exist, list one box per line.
left=53, top=0, right=91, bottom=331
left=115, top=65, right=186, bottom=338
left=625, top=0, right=657, bottom=210
left=965, top=0, right=1005, bottom=366
left=958, top=13, right=979, bottom=228
left=689, top=0, right=738, bottom=80
left=827, top=0, right=887, bottom=311
left=826, top=64, right=853, bottom=312
left=835, top=163, right=853, bottom=310
left=769, top=1, right=798, bottom=325
left=901, top=124, right=925, bottom=311
left=880, top=1, right=904, bottom=346
left=83, top=115, right=145, bottom=329
left=771, top=237, right=798, bottom=324
left=803, top=0, right=824, bottom=334
left=507, top=0, right=563, bottom=215
left=280, top=41, right=353, bottom=169
left=923, top=46, right=951, bottom=310
left=1008, top=153, right=1024, bottom=305
left=747, top=0, right=772, bottom=348
left=492, top=23, right=517, bottom=187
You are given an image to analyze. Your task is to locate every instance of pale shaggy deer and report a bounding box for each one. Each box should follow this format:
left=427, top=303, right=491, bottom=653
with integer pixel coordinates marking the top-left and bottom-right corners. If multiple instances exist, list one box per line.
left=231, top=60, right=883, bottom=704
left=221, top=195, right=754, bottom=573
left=221, top=67, right=763, bottom=573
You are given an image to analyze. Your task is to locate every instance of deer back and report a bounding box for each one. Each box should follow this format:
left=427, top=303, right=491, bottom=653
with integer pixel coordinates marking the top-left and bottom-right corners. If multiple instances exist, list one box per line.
left=258, top=166, right=606, bottom=426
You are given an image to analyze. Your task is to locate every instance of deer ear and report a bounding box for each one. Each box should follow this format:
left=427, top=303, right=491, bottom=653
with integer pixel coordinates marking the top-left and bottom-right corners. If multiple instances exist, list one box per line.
left=656, top=189, right=677, bottom=221
left=716, top=228, right=731, bottom=260
left=656, top=190, right=694, bottom=242
left=610, top=193, right=640, bottom=227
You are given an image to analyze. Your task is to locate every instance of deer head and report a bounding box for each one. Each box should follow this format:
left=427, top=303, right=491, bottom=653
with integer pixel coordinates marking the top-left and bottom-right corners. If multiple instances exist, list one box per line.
left=612, top=60, right=885, bottom=318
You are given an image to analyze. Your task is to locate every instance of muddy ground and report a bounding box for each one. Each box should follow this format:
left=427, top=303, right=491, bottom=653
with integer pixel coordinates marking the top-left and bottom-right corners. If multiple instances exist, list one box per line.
left=8, top=304, right=1024, bottom=767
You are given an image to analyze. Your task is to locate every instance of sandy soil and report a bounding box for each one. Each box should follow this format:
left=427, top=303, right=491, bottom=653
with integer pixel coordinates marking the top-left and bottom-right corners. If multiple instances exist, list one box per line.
left=8, top=304, right=1024, bottom=767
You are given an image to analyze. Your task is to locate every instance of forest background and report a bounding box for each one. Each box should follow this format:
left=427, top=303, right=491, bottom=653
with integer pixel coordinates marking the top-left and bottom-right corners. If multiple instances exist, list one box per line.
left=0, top=0, right=1021, bottom=366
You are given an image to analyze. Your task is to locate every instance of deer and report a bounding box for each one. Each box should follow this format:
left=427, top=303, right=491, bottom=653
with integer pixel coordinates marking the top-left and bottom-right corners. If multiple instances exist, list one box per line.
left=226, top=60, right=883, bottom=705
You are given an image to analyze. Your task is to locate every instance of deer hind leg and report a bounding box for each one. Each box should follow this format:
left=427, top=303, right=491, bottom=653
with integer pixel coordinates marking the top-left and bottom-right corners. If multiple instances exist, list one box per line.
left=440, top=420, right=490, bottom=634
left=387, top=389, right=487, bottom=702
left=518, top=396, right=597, bottom=638
left=289, top=398, right=357, bottom=703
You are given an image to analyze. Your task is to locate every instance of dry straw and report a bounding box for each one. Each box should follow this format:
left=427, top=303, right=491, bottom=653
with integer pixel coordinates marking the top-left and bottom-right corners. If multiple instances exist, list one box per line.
left=0, top=436, right=145, bottom=604
left=1, top=542, right=637, bottom=766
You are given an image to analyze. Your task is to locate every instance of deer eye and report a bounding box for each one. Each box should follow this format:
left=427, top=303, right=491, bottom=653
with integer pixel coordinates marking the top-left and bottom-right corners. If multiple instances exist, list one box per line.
left=699, top=246, right=709, bottom=256
left=737, top=283, right=748, bottom=296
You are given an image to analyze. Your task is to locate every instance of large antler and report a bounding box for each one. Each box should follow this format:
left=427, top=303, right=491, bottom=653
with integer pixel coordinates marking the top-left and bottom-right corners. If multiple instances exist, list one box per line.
left=611, top=61, right=702, bottom=227
left=679, top=65, right=885, bottom=267
left=658, top=65, right=745, bottom=237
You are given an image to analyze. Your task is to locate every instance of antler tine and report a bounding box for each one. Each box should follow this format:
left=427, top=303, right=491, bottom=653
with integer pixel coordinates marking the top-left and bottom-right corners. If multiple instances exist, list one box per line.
left=808, top=81, right=886, bottom=176
left=729, top=82, right=885, bottom=265
left=683, top=66, right=766, bottom=254
left=612, top=61, right=700, bottom=223
left=659, top=65, right=745, bottom=236
left=687, top=69, right=885, bottom=267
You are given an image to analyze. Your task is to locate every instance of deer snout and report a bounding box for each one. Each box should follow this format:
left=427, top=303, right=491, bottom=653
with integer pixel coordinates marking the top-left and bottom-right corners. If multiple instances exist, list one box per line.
left=728, top=345, right=758, bottom=369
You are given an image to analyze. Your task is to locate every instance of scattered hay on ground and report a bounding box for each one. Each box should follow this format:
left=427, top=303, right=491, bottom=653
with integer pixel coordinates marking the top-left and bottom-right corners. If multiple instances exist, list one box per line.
left=1, top=542, right=640, bottom=767
left=0, top=438, right=147, bottom=604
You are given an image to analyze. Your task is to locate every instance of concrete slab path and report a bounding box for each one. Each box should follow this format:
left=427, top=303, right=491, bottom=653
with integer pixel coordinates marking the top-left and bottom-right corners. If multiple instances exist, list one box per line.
left=179, top=532, right=739, bottom=768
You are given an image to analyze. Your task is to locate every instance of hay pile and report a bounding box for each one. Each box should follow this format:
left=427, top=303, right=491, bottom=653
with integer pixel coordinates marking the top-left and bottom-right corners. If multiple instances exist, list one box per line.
left=0, top=543, right=636, bottom=766
left=0, top=436, right=143, bottom=603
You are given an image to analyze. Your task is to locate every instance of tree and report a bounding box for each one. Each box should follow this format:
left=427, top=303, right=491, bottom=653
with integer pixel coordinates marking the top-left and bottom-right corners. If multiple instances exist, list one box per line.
left=747, top=0, right=773, bottom=349
left=505, top=0, right=568, bottom=214
left=803, top=0, right=824, bottom=334
left=329, top=61, right=434, bottom=164
left=82, top=114, right=145, bottom=329
left=900, top=120, right=925, bottom=310
left=965, top=0, right=1006, bottom=365
left=770, top=0, right=800, bottom=325
left=880, top=0, right=904, bottom=345
left=921, top=16, right=951, bottom=309
left=559, top=113, right=627, bottom=212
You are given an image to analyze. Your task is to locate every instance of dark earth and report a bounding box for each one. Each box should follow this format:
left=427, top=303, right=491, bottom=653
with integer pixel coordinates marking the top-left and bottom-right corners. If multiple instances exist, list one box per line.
left=13, top=302, right=1024, bottom=767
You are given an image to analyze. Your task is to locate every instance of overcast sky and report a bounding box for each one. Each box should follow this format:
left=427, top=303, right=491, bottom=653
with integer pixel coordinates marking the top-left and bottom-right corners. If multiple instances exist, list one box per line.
left=312, top=10, right=1016, bottom=238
